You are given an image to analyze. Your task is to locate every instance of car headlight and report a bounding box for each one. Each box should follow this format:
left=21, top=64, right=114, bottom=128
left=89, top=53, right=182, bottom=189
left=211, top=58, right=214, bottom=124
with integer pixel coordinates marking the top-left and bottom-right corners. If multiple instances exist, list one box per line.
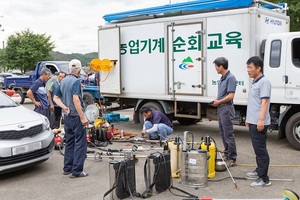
left=41, top=115, right=50, bottom=131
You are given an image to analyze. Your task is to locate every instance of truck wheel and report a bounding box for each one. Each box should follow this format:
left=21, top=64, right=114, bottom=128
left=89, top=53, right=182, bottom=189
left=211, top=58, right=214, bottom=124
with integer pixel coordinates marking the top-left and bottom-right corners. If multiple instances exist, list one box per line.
left=16, top=90, right=25, bottom=104
left=177, top=118, right=199, bottom=125
left=138, top=102, right=164, bottom=125
left=285, top=112, right=300, bottom=151
left=83, top=92, right=95, bottom=106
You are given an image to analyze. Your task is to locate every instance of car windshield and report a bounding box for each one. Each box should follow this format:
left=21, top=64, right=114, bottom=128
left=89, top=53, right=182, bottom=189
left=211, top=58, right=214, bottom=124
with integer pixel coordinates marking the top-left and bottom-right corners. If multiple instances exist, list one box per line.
left=0, top=92, right=19, bottom=108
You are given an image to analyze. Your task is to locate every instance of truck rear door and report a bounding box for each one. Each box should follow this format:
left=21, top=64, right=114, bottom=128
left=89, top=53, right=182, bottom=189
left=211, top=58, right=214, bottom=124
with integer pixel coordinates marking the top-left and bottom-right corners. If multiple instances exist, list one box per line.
left=168, top=22, right=204, bottom=96
left=98, top=27, right=121, bottom=94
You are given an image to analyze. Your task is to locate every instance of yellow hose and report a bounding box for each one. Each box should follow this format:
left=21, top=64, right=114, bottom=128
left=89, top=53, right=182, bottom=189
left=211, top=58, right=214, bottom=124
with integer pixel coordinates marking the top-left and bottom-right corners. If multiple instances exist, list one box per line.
left=237, top=163, right=300, bottom=167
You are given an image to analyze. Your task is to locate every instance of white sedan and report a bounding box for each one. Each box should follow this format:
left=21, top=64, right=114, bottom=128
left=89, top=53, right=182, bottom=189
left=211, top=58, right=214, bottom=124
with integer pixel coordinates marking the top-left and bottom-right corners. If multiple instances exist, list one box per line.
left=0, top=91, right=54, bottom=174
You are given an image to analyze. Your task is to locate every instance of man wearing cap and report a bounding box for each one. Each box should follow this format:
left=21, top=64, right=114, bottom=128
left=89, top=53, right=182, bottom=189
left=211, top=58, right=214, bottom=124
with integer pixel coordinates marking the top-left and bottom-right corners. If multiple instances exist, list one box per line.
left=54, top=59, right=89, bottom=178
left=27, top=68, right=52, bottom=120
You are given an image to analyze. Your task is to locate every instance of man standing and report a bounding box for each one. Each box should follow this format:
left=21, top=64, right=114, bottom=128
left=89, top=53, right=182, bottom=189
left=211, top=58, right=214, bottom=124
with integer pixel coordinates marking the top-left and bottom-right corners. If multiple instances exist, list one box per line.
left=27, top=68, right=51, bottom=120
left=140, top=107, right=173, bottom=142
left=245, top=56, right=272, bottom=187
left=211, top=57, right=237, bottom=167
left=54, top=59, right=89, bottom=178
left=48, top=72, right=66, bottom=129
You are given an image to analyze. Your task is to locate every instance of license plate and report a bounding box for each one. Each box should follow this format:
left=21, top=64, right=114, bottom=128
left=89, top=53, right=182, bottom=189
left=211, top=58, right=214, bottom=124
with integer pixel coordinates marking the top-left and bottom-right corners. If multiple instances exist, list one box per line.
left=12, top=142, right=42, bottom=156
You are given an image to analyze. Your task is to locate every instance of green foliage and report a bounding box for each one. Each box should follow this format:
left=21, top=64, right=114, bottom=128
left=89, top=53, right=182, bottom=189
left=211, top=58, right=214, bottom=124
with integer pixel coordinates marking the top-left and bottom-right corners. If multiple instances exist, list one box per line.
left=288, top=2, right=300, bottom=31
left=268, top=0, right=300, bottom=31
left=2, top=29, right=55, bottom=73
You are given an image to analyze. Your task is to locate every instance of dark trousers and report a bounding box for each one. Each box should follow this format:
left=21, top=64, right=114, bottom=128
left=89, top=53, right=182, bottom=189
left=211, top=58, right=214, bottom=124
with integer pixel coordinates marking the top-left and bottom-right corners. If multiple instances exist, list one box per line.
left=63, top=115, right=87, bottom=176
left=51, top=106, right=62, bottom=129
left=249, top=124, right=270, bottom=182
left=218, top=104, right=237, bottom=161
left=34, top=106, right=50, bottom=122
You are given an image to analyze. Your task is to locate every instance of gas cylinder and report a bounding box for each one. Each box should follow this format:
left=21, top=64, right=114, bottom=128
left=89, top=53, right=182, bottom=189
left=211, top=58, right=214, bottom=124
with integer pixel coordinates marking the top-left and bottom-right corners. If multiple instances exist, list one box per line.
left=168, top=137, right=182, bottom=178
left=200, top=135, right=216, bottom=179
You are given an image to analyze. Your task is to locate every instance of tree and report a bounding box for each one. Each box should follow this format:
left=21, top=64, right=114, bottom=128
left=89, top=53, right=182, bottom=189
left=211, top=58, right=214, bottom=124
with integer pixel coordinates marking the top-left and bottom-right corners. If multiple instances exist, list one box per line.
left=268, top=0, right=300, bottom=31
left=288, top=1, right=300, bottom=31
left=2, top=29, right=55, bottom=73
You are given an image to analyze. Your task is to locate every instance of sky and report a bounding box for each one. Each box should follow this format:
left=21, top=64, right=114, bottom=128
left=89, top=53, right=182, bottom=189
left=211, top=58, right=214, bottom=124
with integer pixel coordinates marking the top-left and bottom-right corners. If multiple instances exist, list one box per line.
left=0, top=0, right=190, bottom=54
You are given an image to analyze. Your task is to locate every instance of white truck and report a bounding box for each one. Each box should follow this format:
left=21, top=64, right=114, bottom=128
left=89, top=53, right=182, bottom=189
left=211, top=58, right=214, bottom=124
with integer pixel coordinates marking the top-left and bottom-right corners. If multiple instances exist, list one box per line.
left=97, top=0, right=300, bottom=150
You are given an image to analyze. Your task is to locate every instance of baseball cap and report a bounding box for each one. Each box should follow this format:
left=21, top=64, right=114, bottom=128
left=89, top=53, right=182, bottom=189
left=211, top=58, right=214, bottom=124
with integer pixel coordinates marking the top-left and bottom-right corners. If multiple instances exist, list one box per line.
left=69, top=59, right=82, bottom=70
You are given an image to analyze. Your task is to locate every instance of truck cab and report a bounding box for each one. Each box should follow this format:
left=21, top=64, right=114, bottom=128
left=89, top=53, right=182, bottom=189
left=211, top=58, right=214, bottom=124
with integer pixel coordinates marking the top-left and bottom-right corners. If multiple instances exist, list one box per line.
left=263, top=32, right=300, bottom=150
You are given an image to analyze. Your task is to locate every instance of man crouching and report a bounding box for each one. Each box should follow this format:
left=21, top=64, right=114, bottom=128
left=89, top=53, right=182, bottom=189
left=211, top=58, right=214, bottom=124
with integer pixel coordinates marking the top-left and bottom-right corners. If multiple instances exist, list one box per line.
left=140, top=107, right=173, bottom=142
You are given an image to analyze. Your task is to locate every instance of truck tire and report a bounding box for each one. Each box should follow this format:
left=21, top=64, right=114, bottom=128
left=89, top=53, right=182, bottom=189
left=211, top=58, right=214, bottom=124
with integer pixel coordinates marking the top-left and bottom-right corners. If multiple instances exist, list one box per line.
left=285, top=112, right=300, bottom=151
left=177, top=118, right=199, bottom=125
left=83, top=92, right=95, bottom=106
left=16, top=90, right=25, bottom=104
left=138, top=102, right=164, bottom=125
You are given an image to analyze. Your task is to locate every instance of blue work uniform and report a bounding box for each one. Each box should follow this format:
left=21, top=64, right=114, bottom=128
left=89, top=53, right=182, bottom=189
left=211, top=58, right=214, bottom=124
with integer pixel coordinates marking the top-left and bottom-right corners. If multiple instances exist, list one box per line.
left=56, top=74, right=87, bottom=177
left=217, top=70, right=237, bottom=162
left=29, top=78, right=50, bottom=120
left=143, top=109, right=173, bottom=140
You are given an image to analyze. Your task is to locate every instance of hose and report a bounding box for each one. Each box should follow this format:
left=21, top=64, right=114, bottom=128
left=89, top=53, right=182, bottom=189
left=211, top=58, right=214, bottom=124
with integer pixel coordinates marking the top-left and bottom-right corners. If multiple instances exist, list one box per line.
left=208, top=176, right=294, bottom=182
left=237, top=163, right=300, bottom=167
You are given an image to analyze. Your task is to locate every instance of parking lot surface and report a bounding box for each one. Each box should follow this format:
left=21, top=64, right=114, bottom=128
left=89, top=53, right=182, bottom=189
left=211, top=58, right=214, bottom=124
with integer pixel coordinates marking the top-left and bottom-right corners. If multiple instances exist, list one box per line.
left=0, top=101, right=299, bottom=200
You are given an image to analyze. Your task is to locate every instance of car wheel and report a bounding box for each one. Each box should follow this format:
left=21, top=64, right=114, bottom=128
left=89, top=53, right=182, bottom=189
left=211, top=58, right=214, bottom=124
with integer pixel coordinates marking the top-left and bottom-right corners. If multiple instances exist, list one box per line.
left=285, top=112, right=300, bottom=151
left=15, top=90, right=25, bottom=104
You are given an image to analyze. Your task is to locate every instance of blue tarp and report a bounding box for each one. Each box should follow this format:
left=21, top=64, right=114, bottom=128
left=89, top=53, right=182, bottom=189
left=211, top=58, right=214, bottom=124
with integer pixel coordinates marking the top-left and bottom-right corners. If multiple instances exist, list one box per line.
left=103, top=0, right=253, bottom=22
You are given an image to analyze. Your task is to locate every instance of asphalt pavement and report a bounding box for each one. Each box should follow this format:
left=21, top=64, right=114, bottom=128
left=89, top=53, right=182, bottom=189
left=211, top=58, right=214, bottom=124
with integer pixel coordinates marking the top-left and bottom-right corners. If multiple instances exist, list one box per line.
left=0, top=100, right=299, bottom=200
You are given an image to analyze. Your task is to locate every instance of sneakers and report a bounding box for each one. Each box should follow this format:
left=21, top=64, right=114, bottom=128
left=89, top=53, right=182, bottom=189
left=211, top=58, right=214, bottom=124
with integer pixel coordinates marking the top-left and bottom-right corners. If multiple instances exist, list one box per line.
left=220, top=153, right=228, bottom=161
left=226, top=159, right=236, bottom=167
left=63, top=171, right=72, bottom=175
left=70, top=171, right=89, bottom=178
left=161, top=139, right=168, bottom=143
left=250, top=178, right=271, bottom=187
left=247, top=171, right=258, bottom=178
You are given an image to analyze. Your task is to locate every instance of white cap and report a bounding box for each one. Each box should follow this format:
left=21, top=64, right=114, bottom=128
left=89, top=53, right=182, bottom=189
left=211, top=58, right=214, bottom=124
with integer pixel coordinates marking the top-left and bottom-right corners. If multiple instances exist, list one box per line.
left=69, top=59, right=82, bottom=70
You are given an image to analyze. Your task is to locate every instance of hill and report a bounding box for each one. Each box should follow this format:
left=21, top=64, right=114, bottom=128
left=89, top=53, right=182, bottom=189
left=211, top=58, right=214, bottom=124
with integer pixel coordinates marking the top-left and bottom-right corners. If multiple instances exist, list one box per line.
left=50, top=51, right=98, bottom=67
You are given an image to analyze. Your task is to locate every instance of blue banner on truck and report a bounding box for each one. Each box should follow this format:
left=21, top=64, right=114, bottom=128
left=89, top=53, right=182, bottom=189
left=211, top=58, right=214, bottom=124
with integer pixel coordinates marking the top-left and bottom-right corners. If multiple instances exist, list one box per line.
left=103, top=0, right=253, bottom=22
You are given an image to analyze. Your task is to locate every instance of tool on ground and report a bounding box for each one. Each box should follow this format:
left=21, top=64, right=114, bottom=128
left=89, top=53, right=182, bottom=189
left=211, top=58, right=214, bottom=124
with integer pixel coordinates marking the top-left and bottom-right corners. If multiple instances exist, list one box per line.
left=217, top=150, right=238, bottom=189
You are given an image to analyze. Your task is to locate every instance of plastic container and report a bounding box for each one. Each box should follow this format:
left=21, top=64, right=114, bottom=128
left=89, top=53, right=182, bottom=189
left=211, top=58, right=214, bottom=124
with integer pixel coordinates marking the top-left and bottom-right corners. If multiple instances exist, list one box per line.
left=168, top=141, right=182, bottom=178
left=102, top=113, right=120, bottom=123
left=200, top=138, right=216, bottom=178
